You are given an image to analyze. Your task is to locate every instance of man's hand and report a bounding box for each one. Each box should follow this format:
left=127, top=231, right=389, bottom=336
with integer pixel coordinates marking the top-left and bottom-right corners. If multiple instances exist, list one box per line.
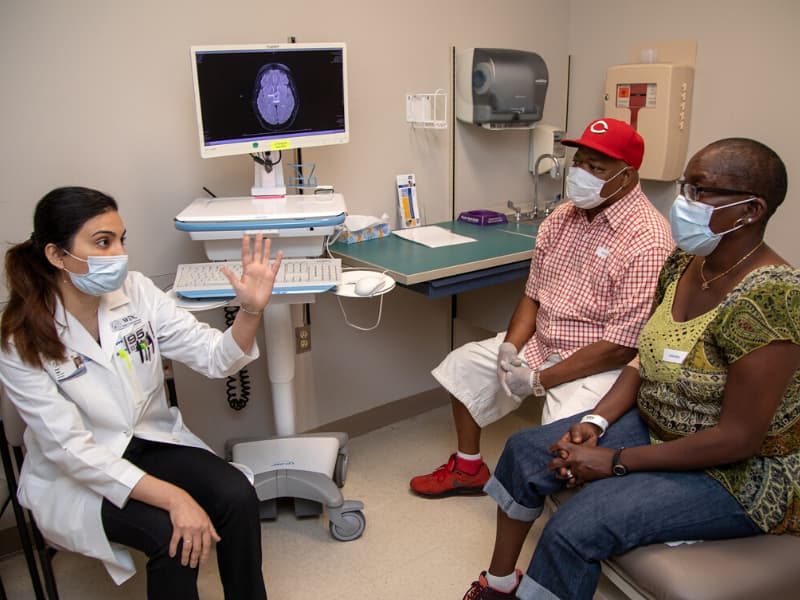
left=500, top=360, right=535, bottom=399
left=497, top=342, right=521, bottom=397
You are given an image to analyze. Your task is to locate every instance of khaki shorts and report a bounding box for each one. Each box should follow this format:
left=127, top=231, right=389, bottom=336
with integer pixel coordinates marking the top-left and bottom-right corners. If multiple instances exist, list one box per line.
left=431, top=332, right=622, bottom=428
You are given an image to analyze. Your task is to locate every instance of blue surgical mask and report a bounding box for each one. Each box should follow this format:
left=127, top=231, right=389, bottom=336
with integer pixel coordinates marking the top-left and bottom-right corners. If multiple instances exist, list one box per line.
left=63, top=252, right=129, bottom=295
left=668, top=194, right=754, bottom=256
left=566, top=165, right=628, bottom=210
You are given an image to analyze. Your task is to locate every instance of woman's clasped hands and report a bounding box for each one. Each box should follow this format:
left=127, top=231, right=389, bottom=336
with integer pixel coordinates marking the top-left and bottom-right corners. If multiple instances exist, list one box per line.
left=547, top=421, right=615, bottom=488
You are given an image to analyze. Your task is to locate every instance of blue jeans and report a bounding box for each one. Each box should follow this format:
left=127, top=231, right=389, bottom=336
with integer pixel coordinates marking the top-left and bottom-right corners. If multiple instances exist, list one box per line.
left=484, top=409, right=763, bottom=600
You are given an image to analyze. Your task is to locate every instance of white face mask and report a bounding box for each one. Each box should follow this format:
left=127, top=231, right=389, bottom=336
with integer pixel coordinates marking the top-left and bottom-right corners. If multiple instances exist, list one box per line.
left=63, top=251, right=129, bottom=296
left=566, top=165, right=629, bottom=210
left=668, top=194, right=754, bottom=256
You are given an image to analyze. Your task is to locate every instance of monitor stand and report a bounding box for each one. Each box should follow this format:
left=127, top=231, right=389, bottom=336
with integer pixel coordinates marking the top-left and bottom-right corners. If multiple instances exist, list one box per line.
left=251, top=152, right=287, bottom=197
left=226, top=298, right=365, bottom=542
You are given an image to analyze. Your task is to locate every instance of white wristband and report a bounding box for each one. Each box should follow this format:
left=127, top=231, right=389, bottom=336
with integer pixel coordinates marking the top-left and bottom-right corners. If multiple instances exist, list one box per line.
left=580, top=414, right=609, bottom=437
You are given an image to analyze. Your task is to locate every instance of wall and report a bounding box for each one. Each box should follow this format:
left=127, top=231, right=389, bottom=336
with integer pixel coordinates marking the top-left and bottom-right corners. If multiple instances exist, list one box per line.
left=566, top=0, right=800, bottom=265
left=4, top=0, right=794, bottom=457
left=0, top=0, right=570, bottom=453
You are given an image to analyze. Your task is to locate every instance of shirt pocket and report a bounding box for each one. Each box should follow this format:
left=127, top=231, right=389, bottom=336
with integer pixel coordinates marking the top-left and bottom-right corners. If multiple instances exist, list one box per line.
left=581, top=251, right=614, bottom=319
left=116, top=323, right=162, bottom=397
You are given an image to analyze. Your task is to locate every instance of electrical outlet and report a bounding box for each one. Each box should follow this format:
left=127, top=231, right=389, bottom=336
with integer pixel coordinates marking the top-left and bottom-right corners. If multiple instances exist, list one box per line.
left=295, top=326, right=311, bottom=353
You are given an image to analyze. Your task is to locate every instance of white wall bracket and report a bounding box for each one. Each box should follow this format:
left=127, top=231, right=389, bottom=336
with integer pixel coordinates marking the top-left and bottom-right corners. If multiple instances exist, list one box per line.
left=406, top=90, right=448, bottom=129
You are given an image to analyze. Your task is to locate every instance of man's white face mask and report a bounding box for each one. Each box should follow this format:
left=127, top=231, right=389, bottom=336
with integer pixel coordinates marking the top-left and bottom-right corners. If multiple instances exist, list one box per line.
left=566, top=165, right=629, bottom=210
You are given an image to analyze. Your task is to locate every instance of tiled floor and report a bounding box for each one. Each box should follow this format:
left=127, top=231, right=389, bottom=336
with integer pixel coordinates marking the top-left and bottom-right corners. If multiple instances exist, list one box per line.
left=0, top=398, right=591, bottom=599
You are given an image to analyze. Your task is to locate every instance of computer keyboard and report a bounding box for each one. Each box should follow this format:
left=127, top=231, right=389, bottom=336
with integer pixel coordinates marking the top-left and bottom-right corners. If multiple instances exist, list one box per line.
left=173, top=258, right=342, bottom=298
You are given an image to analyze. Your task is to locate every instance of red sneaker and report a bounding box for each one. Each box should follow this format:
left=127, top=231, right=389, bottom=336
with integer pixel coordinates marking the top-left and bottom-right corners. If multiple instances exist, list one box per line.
left=463, top=570, right=522, bottom=599
left=409, top=454, right=490, bottom=498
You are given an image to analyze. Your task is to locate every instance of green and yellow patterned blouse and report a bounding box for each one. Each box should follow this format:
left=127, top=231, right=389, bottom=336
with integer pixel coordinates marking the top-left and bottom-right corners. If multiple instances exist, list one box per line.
left=637, top=249, right=800, bottom=535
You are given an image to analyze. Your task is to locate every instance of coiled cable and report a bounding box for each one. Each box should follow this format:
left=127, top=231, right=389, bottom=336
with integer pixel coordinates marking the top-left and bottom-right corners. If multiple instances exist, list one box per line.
left=223, top=306, right=250, bottom=410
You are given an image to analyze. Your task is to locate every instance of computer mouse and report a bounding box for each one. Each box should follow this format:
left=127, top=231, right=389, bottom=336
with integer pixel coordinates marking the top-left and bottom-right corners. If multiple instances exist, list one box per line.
left=354, top=275, right=384, bottom=297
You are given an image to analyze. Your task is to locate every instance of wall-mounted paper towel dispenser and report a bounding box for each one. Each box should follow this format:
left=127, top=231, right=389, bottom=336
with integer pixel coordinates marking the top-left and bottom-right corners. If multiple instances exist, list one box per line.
left=455, top=48, right=548, bottom=130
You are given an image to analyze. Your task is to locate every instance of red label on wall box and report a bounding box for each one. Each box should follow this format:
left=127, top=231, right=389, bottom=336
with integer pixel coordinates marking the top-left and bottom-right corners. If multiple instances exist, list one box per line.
left=616, top=83, right=657, bottom=109
left=616, top=84, right=631, bottom=108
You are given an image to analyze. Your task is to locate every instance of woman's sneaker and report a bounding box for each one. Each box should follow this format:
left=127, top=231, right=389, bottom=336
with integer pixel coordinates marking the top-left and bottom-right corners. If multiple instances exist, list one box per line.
left=463, top=570, right=522, bottom=599
left=409, top=454, right=490, bottom=497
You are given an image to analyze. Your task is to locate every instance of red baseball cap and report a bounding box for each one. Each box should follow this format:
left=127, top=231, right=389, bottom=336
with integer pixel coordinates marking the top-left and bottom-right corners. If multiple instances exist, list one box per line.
left=562, top=118, right=644, bottom=170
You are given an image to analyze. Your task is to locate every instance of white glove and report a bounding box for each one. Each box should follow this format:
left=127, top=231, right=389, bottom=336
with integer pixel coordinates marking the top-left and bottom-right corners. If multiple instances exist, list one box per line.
left=497, top=342, right=522, bottom=397
left=500, top=360, right=535, bottom=399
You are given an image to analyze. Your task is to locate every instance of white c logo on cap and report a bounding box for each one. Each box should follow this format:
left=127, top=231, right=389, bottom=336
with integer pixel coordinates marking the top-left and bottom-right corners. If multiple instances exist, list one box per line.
left=590, top=120, right=609, bottom=134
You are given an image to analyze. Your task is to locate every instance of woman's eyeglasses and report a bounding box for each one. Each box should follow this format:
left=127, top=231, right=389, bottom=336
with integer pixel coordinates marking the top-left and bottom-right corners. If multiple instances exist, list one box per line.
left=675, top=180, right=758, bottom=202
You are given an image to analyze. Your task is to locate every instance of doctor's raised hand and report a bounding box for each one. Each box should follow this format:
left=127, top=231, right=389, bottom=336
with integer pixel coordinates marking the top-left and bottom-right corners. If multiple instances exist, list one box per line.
left=220, top=233, right=283, bottom=352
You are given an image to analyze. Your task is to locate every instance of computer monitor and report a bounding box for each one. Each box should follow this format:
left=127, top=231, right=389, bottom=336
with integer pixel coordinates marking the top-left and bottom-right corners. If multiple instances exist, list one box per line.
left=190, top=42, right=349, bottom=195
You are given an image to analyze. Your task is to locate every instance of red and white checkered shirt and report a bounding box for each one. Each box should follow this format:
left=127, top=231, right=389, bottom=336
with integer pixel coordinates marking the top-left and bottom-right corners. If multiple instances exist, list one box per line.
left=523, top=184, right=674, bottom=368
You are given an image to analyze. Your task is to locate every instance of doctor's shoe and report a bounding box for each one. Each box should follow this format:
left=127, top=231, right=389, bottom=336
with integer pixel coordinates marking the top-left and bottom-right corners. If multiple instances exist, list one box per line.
left=463, top=570, right=522, bottom=600
left=409, top=454, right=489, bottom=497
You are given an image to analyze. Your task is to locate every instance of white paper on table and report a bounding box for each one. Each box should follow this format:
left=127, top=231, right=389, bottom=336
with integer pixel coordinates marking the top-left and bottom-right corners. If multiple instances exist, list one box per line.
left=392, top=225, right=477, bottom=248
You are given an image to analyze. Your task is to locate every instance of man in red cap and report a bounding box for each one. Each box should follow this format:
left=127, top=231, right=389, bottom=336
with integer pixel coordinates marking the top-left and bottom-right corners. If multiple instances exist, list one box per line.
left=410, top=118, right=674, bottom=498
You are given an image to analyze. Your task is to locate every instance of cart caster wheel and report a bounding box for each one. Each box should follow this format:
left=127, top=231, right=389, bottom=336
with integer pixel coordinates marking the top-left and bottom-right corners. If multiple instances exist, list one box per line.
left=333, top=452, right=349, bottom=488
left=329, top=510, right=365, bottom=541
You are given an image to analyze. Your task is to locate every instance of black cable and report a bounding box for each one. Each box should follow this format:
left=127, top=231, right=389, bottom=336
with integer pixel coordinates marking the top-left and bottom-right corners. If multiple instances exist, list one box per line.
left=223, top=306, right=250, bottom=410
left=296, top=147, right=304, bottom=194
left=250, top=151, right=282, bottom=171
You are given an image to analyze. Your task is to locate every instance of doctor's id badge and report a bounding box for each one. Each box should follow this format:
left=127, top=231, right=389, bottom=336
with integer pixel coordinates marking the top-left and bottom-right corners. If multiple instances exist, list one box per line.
left=52, top=352, right=89, bottom=382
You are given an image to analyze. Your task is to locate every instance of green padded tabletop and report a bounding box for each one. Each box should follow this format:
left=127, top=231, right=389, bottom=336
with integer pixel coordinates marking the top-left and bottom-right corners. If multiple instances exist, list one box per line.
left=330, top=220, right=540, bottom=285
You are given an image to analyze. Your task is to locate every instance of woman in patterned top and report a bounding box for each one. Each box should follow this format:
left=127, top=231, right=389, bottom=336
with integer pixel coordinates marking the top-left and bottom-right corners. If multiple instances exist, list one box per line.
left=462, top=138, right=800, bottom=600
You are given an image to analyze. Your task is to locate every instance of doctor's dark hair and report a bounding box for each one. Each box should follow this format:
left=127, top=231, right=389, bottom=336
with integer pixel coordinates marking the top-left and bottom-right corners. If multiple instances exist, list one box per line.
left=1, top=187, right=118, bottom=367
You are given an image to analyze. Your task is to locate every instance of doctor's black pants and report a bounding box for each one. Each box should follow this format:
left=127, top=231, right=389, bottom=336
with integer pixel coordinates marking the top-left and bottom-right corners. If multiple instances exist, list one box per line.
left=101, top=437, right=267, bottom=600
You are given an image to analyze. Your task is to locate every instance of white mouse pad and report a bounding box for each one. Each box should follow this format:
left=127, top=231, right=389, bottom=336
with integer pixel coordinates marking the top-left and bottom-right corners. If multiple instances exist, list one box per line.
left=335, top=270, right=396, bottom=298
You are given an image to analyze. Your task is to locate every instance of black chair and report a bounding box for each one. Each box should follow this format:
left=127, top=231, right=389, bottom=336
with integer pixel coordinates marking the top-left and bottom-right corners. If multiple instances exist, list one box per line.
left=0, top=390, right=59, bottom=600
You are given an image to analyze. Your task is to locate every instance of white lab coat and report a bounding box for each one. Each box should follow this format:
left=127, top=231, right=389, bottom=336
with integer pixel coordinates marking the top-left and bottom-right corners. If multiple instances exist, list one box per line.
left=0, top=271, right=258, bottom=584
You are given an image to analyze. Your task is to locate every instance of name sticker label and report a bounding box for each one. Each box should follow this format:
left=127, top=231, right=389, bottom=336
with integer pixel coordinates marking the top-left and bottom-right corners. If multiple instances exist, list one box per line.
left=595, top=246, right=609, bottom=258
left=662, top=348, right=688, bottom=364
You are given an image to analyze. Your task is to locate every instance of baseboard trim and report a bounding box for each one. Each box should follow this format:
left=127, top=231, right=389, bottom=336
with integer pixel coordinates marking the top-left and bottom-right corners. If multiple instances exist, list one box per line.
left=308, top=387, right=450, bottom=438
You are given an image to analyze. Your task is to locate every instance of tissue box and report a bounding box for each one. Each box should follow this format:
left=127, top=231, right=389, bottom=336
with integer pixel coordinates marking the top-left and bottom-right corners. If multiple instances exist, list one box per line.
left=340, top=222, right=391, bottom=244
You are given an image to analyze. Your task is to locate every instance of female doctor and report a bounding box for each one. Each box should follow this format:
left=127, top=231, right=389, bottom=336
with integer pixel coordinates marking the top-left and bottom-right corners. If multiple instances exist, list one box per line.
left=0, top=187, right=281, bottom=600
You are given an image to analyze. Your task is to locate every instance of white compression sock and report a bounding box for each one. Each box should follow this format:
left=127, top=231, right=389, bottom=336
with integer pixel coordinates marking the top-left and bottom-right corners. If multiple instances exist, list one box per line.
left=486, top=571, right=519, bottom=593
